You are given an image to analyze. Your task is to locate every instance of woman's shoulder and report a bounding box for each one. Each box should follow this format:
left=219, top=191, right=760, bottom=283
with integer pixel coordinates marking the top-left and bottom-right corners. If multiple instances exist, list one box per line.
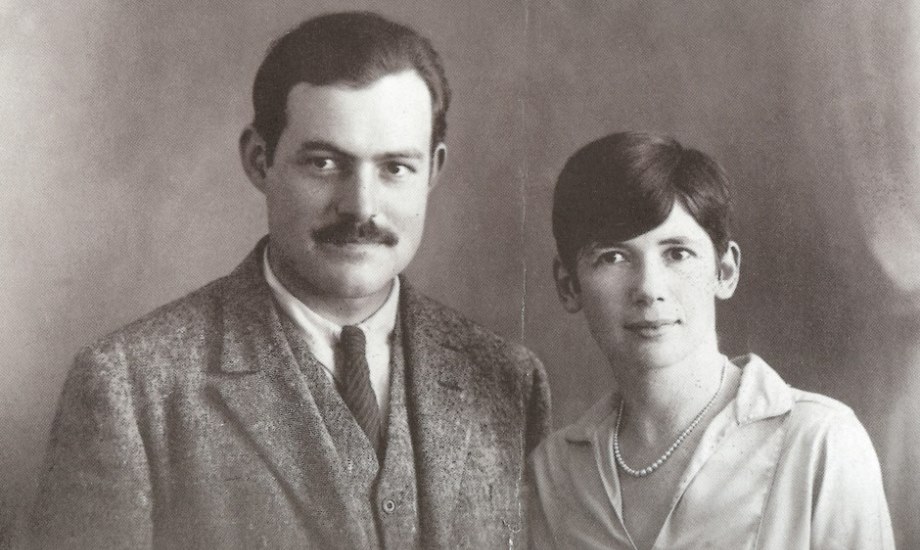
left=745, top=362, right=877, bottom=460
left=734, top=354, right=860, bottom=425
left=788, top=385, right=858, bottom=424
left=783, top=386, right=875, bottom=458
left=731, top=354, right=875, bottom=457
left=530, top=392, right=615, bottom=472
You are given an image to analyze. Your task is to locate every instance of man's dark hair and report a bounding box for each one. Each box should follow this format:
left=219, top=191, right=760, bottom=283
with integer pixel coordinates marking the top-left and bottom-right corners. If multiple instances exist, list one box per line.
left=552, top=131, right=732, bottom=272
left=252, top=11, right=451, bottom=163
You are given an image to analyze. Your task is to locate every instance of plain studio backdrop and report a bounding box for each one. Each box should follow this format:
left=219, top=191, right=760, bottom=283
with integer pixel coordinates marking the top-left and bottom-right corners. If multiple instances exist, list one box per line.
left=2, top=1, right=919, bottom=546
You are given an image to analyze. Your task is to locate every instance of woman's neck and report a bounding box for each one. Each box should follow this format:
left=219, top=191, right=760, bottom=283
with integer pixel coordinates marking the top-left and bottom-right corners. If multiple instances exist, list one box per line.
left=613, top=347, right=728, bottom=445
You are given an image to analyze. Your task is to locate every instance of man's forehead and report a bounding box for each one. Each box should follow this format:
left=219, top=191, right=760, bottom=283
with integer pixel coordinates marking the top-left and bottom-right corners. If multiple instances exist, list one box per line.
left=284, top=70, right=434, bottom=112
left=277, top=70, right=435, bottom=155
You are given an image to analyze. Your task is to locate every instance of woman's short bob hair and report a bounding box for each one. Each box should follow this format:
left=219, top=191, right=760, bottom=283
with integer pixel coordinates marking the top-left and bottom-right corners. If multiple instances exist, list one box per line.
left=552, top=131, right=732, bottom=271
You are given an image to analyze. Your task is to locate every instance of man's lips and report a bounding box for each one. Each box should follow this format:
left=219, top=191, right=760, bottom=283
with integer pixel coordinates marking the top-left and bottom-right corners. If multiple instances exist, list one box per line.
left=318, top=238, right=388, bottom=247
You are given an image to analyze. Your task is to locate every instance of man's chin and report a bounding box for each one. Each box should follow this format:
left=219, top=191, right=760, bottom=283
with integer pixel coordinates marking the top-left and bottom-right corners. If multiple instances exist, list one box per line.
left=312, top=266, right=398, bottom=300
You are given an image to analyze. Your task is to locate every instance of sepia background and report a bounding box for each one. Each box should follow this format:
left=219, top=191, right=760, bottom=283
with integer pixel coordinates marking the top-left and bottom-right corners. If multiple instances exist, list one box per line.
left=2, top=0, right=918, bottom=546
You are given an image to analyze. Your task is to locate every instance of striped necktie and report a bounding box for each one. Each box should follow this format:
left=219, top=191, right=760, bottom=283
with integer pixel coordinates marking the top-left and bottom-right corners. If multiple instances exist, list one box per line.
left=337, top=325, right=382, bottom=455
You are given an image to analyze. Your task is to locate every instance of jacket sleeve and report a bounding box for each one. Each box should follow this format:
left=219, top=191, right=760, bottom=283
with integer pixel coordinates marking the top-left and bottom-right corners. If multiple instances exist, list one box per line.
left=28, top=345, right=153, bottom=549
left=810, top=412, right=895, bottom=549
left=525, top=464, right=559, bottom=550
left=524, top=354, right=552, bottom=456
left=515, top=352, right=551, bottom=550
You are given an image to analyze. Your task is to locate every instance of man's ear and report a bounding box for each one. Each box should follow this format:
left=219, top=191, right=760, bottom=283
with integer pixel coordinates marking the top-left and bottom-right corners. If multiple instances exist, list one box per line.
left=240, top=126, right=270, bottom=193
left=715, top=241, right=741, bottom=300
left=427, top=143, right=447, bottom=192
left=553, top=257, right=582, bottom=313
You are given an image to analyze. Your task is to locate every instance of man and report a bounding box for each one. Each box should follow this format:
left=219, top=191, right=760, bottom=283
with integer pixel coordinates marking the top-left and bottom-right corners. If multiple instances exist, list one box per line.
left=528, top=132, right=893, bottom=548
left=30, top=12, right=549, bottom=549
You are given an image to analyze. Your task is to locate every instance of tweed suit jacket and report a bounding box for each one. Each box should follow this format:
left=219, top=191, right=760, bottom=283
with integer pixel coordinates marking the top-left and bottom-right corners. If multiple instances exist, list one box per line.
left=29, top=242, right=551, bottom=549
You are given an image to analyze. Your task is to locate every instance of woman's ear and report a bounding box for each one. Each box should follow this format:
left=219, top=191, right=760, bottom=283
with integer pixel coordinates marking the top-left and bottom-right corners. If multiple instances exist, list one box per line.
left=553, top=257, right=582, bottom=313
left=715, top=241, right=741, bottom=300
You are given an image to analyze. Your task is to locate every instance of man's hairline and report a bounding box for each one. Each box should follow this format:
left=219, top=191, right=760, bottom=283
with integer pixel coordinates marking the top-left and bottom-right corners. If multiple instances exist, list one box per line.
left=258, top=69, right=444, bottom=163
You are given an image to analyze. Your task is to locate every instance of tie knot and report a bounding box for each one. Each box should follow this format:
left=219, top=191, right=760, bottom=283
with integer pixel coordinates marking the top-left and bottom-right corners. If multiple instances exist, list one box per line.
left=340, top=325, right=366, bottom=356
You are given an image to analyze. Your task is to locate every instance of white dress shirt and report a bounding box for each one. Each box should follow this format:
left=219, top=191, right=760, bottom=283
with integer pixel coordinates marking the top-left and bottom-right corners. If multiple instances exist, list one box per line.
left=262, top=247, right=398, bottom=413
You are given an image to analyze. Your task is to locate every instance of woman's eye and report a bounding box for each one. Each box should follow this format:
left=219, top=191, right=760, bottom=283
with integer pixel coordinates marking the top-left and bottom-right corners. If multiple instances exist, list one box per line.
left=596, top=250, right=626, bottom=265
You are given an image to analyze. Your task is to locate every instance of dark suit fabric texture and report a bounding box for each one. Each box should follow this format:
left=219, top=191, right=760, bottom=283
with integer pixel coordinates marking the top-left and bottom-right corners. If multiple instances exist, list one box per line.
left=28, top=241, right=551, bottom=549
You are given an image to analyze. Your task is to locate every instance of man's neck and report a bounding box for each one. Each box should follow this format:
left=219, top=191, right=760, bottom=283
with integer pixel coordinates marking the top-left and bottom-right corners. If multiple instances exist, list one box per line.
left=266, top=248, right=395, bottom=327
left=293, top=290, right=392, bottom=327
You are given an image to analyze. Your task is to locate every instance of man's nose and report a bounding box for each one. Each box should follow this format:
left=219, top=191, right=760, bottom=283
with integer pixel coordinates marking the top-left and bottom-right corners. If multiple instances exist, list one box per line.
left=631, top=258, right=668, bottom=305
left=336, top=165, right=378, bottom=220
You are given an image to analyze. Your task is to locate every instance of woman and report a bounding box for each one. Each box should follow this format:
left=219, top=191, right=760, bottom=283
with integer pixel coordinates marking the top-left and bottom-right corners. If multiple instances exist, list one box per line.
left=528, top=132, right=894, bottom=549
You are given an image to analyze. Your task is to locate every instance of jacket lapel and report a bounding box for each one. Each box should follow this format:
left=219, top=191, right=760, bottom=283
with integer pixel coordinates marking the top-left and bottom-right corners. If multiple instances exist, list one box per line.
left=400, top=281, right=474, bottom=546
left=206, top=242, right=371, bottom=548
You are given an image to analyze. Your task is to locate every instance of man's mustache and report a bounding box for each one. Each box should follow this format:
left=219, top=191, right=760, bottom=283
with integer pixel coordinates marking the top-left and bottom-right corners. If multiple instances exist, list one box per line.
left=313, top=219, right=399, bottom=246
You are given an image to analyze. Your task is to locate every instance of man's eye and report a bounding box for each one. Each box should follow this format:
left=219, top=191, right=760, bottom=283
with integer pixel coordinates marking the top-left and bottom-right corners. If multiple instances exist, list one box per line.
left=383, top=162, right=415, bottom=177
left=307, top=157, right=337, bottom=171
left=666, top=247, right=695, bottom=261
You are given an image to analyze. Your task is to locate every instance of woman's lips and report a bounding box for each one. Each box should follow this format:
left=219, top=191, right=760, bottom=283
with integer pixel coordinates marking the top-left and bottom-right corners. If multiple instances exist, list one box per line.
left=624, top=320, right=680, bottom=337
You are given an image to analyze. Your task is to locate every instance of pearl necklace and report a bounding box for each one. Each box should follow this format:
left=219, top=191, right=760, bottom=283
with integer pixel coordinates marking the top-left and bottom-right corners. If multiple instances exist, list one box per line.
left=613, top=361, right=726, bottom=478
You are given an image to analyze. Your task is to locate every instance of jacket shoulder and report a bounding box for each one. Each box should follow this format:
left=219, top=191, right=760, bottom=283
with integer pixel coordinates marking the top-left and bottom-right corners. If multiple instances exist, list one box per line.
left=407, top=290, right=542, bottom=373
left=407, top=289, right=552, bottom=450
left=68, top=273, right=246, bottom=400
left=82, top=274, right=230, bottom=359
left=81, top=241, right=266, bottom=363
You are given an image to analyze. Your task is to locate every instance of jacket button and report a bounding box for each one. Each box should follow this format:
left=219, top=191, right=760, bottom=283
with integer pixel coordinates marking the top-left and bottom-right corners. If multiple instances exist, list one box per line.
left=382, top=499, right=396, bottom=513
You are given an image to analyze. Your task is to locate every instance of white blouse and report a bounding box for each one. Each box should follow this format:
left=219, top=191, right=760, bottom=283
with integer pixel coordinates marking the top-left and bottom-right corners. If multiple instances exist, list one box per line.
left=528, top=354, right=894, bottom=549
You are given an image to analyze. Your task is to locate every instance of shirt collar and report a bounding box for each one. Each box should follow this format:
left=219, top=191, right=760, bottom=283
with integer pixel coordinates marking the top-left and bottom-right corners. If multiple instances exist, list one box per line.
left=563, top=353, right=795, bottom=444
left=730, top=353, right=795, bottom=425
